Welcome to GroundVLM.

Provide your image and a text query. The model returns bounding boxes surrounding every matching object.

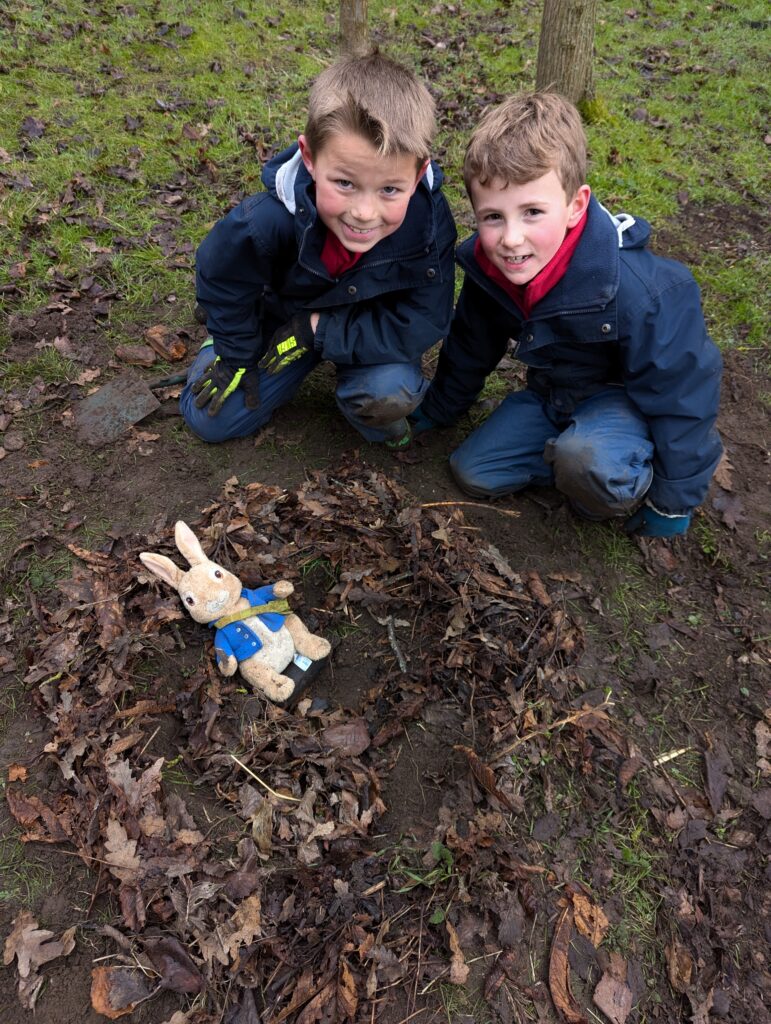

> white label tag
[293,654,312,671]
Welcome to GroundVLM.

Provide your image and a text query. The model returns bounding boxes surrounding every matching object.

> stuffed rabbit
[139,521,331,703]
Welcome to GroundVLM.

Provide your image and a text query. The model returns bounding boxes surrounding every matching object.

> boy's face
[299,131,428,253]
[471,170,591,285]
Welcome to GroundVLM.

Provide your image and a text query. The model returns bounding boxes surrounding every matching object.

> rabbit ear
[139,552,184,589]
[175,521,208,567]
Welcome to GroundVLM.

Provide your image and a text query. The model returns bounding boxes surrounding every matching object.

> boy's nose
[351,194,377,222]
[502,222,525,247]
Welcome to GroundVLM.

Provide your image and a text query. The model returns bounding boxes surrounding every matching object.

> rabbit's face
[178,563,242,624]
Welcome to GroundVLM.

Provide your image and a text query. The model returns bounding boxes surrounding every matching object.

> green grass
[0,0,766,359]
[0,831,55,906]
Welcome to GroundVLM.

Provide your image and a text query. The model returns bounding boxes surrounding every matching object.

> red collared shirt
[474,210,588,318]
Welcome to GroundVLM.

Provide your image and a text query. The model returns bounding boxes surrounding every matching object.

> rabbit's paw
[306,636,332,660]
[218,653,239,677]
[273,580,294,599]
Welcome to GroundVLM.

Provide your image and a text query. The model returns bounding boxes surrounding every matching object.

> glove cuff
[294,313,316,348]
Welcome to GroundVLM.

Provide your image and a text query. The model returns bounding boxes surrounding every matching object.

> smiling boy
[414,93,722,537]
[181,52,456,446]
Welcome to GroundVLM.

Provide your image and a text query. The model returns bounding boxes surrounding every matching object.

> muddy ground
[0,207,769,1024]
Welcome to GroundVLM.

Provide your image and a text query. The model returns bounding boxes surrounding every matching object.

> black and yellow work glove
[258,314,315,375]
[191,356,260,416]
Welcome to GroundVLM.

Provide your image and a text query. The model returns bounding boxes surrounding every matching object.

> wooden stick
[419,501,520,518]
[230,754,301,802]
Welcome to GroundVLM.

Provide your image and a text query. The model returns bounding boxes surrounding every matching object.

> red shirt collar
[320,230,362,277]
[474,208,588,317]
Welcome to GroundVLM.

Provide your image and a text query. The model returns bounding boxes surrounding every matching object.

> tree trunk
[535,0,599,106]
[339,0,370,57]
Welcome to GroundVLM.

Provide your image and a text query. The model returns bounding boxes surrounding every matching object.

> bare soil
[0,205,769,1024]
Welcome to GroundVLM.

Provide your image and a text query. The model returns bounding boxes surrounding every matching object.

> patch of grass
[1,348,76,387]
[8,545,74,602]
[691,515,732,569]
[577,782,664,951]
[300,555,340,590]
[388,840,455,899]
[438,983,494,1024]
[0,831,55,906]
[1,0,764,358]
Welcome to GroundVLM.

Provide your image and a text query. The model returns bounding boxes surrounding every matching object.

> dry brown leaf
[593,971,633,1024]
[4,912,76,1010]
[251,799,273,857]
[7,764,28,782]
[572,890,609,947]
[665,939,693,993]
[90,965,152,1019]
[548,902,589,1024]
[712,451,734,491]
[455,745,524,813]
[445,919,469,985]
[337,958,358,1020]
[104,816,141,882]
[223,893,262,960]
[321,719,371,756]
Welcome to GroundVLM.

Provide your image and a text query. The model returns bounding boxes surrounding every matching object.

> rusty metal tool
[74,370,188,447]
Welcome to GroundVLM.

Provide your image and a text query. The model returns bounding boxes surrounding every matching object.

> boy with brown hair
[181,52,456,447]
[413,92,722,536]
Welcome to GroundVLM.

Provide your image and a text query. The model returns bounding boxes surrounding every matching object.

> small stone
[2,431,24,452]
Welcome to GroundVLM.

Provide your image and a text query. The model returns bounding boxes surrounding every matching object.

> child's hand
[191,357,260,415]
[259,313,315,374]
[624,502,691,538]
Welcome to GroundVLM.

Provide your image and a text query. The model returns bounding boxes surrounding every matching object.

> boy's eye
[525,208,544,217]
[335,178,353,189]
[482,212,502,222]
[381,186,399,196]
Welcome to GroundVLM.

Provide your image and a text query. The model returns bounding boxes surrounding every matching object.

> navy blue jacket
[422,196,723,513]
[196,144,457,368]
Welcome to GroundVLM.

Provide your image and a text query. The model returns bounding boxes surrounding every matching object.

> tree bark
[339,0,370,57]
[535,0,599,106]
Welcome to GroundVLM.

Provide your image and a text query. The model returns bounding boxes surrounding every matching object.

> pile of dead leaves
[3,462,589,1021]
[9,461,765,1022]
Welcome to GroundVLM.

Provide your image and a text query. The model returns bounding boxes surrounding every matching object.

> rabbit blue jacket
[210,586,284,666]
[421,196,723,514]
[195,144,457,369]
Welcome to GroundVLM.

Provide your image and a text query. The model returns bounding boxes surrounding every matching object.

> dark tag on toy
[279,652,330,708]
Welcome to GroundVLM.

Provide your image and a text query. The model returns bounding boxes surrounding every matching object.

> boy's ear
[298,135,315,178]
[567,184,591,228]
[408,158,430,195]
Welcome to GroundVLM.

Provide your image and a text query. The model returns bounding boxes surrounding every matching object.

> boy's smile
[471,170,590,285]
[299,131,428,254]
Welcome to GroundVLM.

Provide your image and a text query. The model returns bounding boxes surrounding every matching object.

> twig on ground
[230,754,301,802]
[387,615,408,672]
[494,699,614,759]
[419,500,520,518]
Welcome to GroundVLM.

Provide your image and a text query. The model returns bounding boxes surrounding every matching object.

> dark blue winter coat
[421,196,723,513]
[195,144,457,369]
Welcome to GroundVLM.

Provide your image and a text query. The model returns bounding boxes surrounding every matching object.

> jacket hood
[598,203,651,250]
[262,142,442,216]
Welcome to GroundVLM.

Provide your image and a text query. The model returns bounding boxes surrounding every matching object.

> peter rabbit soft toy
[139,521,331,704]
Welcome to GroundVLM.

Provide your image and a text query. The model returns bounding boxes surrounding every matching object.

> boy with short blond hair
[414,92,722,536]
[182,51,456,447]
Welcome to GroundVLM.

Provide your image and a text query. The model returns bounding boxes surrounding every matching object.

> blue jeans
[449,388,654,518]
[180,342,428,443]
